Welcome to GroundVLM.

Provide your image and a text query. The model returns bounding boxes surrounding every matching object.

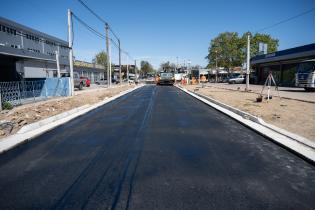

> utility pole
[134,60,137,83]
[118,39,122,84]
[215,50,218,83]
[246,33,250,91]
[67,9,74,96]
[55,50,61,78]
[126,55,129,84]
[109,36,112,87]
[105,23,110,87]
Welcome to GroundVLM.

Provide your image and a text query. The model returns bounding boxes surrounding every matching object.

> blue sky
[1,0,315,68]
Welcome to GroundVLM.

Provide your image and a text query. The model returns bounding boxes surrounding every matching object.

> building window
[0,24,16,35]
[47,51,56,56]
[25,33,40,42]
[27,48,40,53]
[45,40,56,46]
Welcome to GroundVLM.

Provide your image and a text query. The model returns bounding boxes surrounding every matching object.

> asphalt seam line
[175,85,315,162]
[0,85,144,154]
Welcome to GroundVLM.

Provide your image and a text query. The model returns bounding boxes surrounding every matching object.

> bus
[295,60,315,91]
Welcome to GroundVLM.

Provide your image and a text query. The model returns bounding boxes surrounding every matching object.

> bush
[2,101,13,110]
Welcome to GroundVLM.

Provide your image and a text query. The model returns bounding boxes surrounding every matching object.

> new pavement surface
[0,85,314,209]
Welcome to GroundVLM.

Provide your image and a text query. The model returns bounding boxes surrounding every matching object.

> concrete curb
[192,91,315,150]
[0,84,144,154]
[17,105,90,134]
[175,85,315,162]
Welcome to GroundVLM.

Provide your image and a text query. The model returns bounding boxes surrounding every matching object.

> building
[0,17,69,82]
[74,60,105,83]
[251,43,315,86]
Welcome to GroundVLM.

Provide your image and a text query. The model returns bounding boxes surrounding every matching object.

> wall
[0,19,69,64]
[41,78,70,97]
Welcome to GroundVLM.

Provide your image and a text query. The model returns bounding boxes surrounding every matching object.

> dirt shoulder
[0,84,135,138]
[185,85,315,142]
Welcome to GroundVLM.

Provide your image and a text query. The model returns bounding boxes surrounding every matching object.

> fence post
[45,80,48,98]
[18,82,21,105]
[0,88,2,111]
[32,81,35,101]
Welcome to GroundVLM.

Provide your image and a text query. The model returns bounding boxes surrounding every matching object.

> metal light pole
[118,39,122,84]
[67,9,74,96]
[246,34,250,91]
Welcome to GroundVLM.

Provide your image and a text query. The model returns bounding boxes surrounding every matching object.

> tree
[191,65,202,69]
[239,32,279,61]
[140,61,154,76]
[93,51,108,68]
[206,32,279,68]
[160,61,176,71]
[206,32,242,69]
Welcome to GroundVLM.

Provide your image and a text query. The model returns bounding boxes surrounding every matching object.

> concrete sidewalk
[205,83,315,103]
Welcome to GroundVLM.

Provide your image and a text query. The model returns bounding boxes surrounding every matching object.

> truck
[295,60,315,91]
[156,72,175,85]
[73,72,86,90]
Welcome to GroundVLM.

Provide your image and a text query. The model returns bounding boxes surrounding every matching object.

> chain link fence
[0,78,70,108]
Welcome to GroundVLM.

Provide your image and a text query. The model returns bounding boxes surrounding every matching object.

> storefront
[251,43,315,86]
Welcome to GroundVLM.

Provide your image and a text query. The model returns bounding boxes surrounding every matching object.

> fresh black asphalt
[0,85,314,209]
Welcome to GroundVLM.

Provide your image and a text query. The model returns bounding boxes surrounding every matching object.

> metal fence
[0,79,70,107]
[0,80,46,106]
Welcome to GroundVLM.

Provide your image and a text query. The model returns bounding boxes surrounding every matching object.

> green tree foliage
[93,51,108,67]
[206,32,241,68]
[240,32,279,61]
[140,61,154,76]
[206,32,279,68]
[160,61,176,71]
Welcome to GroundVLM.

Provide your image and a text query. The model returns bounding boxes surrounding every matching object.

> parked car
[80,76,91,87]
[95,78,108,85]
[228,75,245,84]
[74,72,86,90]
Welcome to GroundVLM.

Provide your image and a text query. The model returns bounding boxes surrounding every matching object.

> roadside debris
[0,121,14,136]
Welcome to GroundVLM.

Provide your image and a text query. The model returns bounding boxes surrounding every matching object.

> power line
[76,0,108,25]
[76,0,119,41]
[72,13,105,40]
[71,13,133,61]
[109,26,119,42]
[257,8,315,32]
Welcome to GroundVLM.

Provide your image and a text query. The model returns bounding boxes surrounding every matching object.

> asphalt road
[0,85,314,209]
